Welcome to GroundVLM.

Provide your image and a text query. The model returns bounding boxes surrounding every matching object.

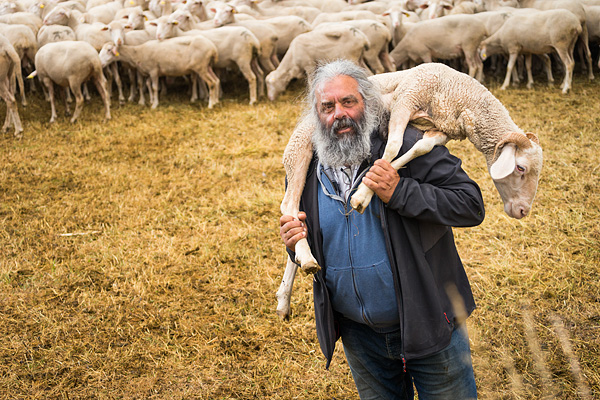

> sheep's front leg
[280,119,320,274]
[350,105,412,213]
[276,257,298,320]
[389,130,448,171]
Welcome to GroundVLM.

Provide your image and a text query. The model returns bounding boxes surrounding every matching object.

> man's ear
[490,143,516,180]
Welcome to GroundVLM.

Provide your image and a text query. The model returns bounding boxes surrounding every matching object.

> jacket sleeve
[384,135,485,227]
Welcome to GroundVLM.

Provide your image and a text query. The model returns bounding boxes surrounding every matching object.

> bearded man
[279,60,485,399]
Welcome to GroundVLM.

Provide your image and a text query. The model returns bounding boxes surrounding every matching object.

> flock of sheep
[1,0,599,138]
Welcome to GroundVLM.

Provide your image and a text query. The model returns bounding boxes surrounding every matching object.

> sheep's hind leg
[276,257,298,320]
[93,73,111,120]
[69,81,85,123]
[280,119,320,274]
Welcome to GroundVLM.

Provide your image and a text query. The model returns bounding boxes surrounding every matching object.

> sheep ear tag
[490,143,516,180]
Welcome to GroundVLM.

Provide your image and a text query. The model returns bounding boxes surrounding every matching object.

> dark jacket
[291,125,485,369]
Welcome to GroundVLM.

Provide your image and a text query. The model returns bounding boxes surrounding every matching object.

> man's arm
[382,144,485,227]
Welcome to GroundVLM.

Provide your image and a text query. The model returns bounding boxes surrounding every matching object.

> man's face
[316,75,365,138]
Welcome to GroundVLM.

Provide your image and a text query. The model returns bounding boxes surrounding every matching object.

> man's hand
[362,159,400,204]
[280,212,308,252]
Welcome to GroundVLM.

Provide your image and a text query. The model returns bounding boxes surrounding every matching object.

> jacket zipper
[379,197,406,368]
[343,198,369,325]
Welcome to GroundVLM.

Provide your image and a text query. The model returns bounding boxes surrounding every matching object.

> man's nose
[333,103,346,119]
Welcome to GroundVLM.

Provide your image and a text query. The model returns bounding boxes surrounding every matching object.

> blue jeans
[339,318,477,400]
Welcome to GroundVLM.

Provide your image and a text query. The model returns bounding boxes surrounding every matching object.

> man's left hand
[362,159,400,204]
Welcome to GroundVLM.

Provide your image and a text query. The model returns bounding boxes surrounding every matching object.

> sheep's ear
[325,30,343,39]
[382,10,390,16]
[490,143,516,180]
[101,25,109,31]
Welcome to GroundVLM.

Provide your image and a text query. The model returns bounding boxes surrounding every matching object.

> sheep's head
[266,72,283,102]
[489,132,543,219]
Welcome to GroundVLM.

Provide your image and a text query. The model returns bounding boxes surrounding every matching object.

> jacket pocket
[353,260,399,327]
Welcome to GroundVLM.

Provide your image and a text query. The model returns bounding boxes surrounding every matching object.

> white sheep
[276,62,543,318]
[310,10,379,28]
[314,19,396,75]
[0,11,42,35]
[0,34,23,137]
[28,40,111,123]
[0,23,36,105]
[98,35,220,109]
[84,0,123,24]
[478,9,581,94]
[515,0,594,81]
[154,13,263,105]
[36,24,76,48]
[209,3,280,76]
[389,14,487,81]
[265,24,371,101]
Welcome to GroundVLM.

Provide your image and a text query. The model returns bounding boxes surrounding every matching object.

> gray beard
[312,113,378,168]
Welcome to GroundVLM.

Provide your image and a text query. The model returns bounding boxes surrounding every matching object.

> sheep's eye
[516,165,525,173]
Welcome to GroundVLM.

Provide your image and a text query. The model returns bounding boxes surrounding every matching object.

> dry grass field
[1,69,599,399]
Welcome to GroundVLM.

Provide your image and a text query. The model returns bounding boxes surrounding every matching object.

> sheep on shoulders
[276,63,543,318]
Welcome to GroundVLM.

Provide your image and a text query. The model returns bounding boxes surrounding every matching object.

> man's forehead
[315,75,361,100]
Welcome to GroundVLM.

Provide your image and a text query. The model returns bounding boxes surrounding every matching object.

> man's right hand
[279,212,308,252]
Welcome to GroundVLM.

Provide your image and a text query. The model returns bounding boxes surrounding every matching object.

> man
[279,59,485,399]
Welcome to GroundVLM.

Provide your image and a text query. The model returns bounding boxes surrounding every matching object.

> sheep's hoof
[276,307,290,321]
[300,260,320,275]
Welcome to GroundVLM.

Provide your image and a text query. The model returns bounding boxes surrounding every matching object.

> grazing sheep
[28,40,111,123]
[265,24,370,101]
[276,62,543,319]
[0,34,23,137]
[99,35,220,109]
[0,11,42,35]
[209,2,280,75]
[516,0,594,81]
[154,13,263,105]
[256,15,312,60]
[314,19,396,74]
[478,9,581,93]
[389,14,487,81]
[0,23,36,105]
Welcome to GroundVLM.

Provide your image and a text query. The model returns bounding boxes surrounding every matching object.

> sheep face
[489,135,543,219]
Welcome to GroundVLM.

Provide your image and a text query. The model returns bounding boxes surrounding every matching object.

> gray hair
[304,60,387,167]
[303,59,386,137]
